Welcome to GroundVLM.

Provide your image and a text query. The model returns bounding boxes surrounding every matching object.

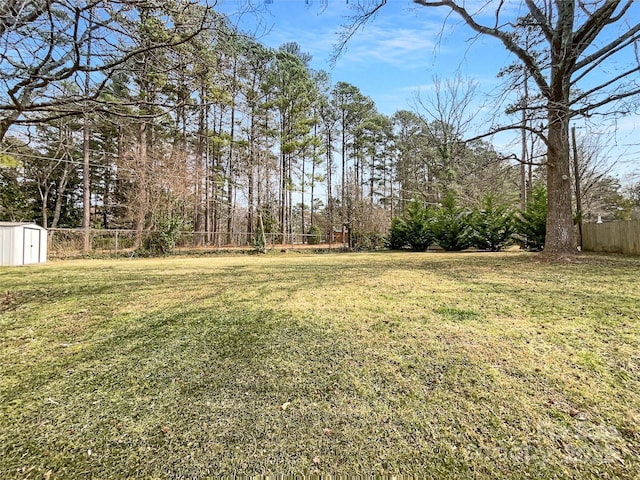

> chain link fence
[47,228,345,258]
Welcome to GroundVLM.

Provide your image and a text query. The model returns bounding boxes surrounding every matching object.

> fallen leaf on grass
[44,470,53,480]
[322,428,334,435]
[279,401,291,411]
[313,456,320,465]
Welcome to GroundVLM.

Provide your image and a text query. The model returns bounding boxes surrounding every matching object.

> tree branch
[572,0,621,58]
[570,86,640,118]
[570,64,640,106]
[571,32,639,85]
[574,22,640,71]
[414,0,551,98]
[464,122,549,149]
[524,0,554,42]
[331,0,386,66]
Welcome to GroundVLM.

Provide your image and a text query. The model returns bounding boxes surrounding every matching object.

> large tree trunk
[82,8,94,255]
[0,114,18,142]
[545,102,576,255]
[247,114,255,239]
[194,93,205,241]
[51,163,71,229]
[227,102,235,245]
[82,111,91,253]
[134,122,149,249]
[40,186,49,228]
[310,127,316,227]
[301,152,306,242]
[544,3,577,256]
[326,129,333,243]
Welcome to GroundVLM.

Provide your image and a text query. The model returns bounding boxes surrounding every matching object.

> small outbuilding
[331,228,349,245]
[0,222,48,266]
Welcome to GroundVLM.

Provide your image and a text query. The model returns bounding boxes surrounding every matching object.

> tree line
[1,0,638,254]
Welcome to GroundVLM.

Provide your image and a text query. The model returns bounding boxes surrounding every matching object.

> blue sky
[218,0,512,115]
[216,0,639,182]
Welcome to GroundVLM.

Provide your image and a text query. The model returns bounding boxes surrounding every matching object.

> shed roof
[0,222,46,229]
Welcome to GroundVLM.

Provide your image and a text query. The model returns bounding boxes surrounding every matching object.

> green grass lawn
[1,251,639,478]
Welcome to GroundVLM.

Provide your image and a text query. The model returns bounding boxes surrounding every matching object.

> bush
[387,217,410,250]
[432,193,473,251]
[307,224,322,245]
[252,226,267,254]
[470,195,515,251]
[352,231,386,251]
[141,213,184,256]
[387,199,434,251]
[514,185,547,251]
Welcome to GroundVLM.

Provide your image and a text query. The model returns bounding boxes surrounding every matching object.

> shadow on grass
[2,253,640,477]
[2,299,638,478]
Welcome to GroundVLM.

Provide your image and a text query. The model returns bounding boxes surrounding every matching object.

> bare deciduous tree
[0,0,214,141]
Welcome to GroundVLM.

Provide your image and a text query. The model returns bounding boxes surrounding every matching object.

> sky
[215,0,640,183]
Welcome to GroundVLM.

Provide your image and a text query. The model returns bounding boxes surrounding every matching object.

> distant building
[332,229,349,245]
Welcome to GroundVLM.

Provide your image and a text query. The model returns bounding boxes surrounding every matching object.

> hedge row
[388,187,547,252]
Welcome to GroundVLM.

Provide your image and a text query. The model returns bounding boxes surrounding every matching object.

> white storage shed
[0,222,48,266]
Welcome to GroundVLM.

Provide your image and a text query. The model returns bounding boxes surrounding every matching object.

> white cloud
[334,22,445,68]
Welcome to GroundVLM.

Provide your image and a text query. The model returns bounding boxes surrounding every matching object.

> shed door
[23,227,41,264]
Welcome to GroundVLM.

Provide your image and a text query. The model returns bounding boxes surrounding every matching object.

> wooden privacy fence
[582,220,640,256]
